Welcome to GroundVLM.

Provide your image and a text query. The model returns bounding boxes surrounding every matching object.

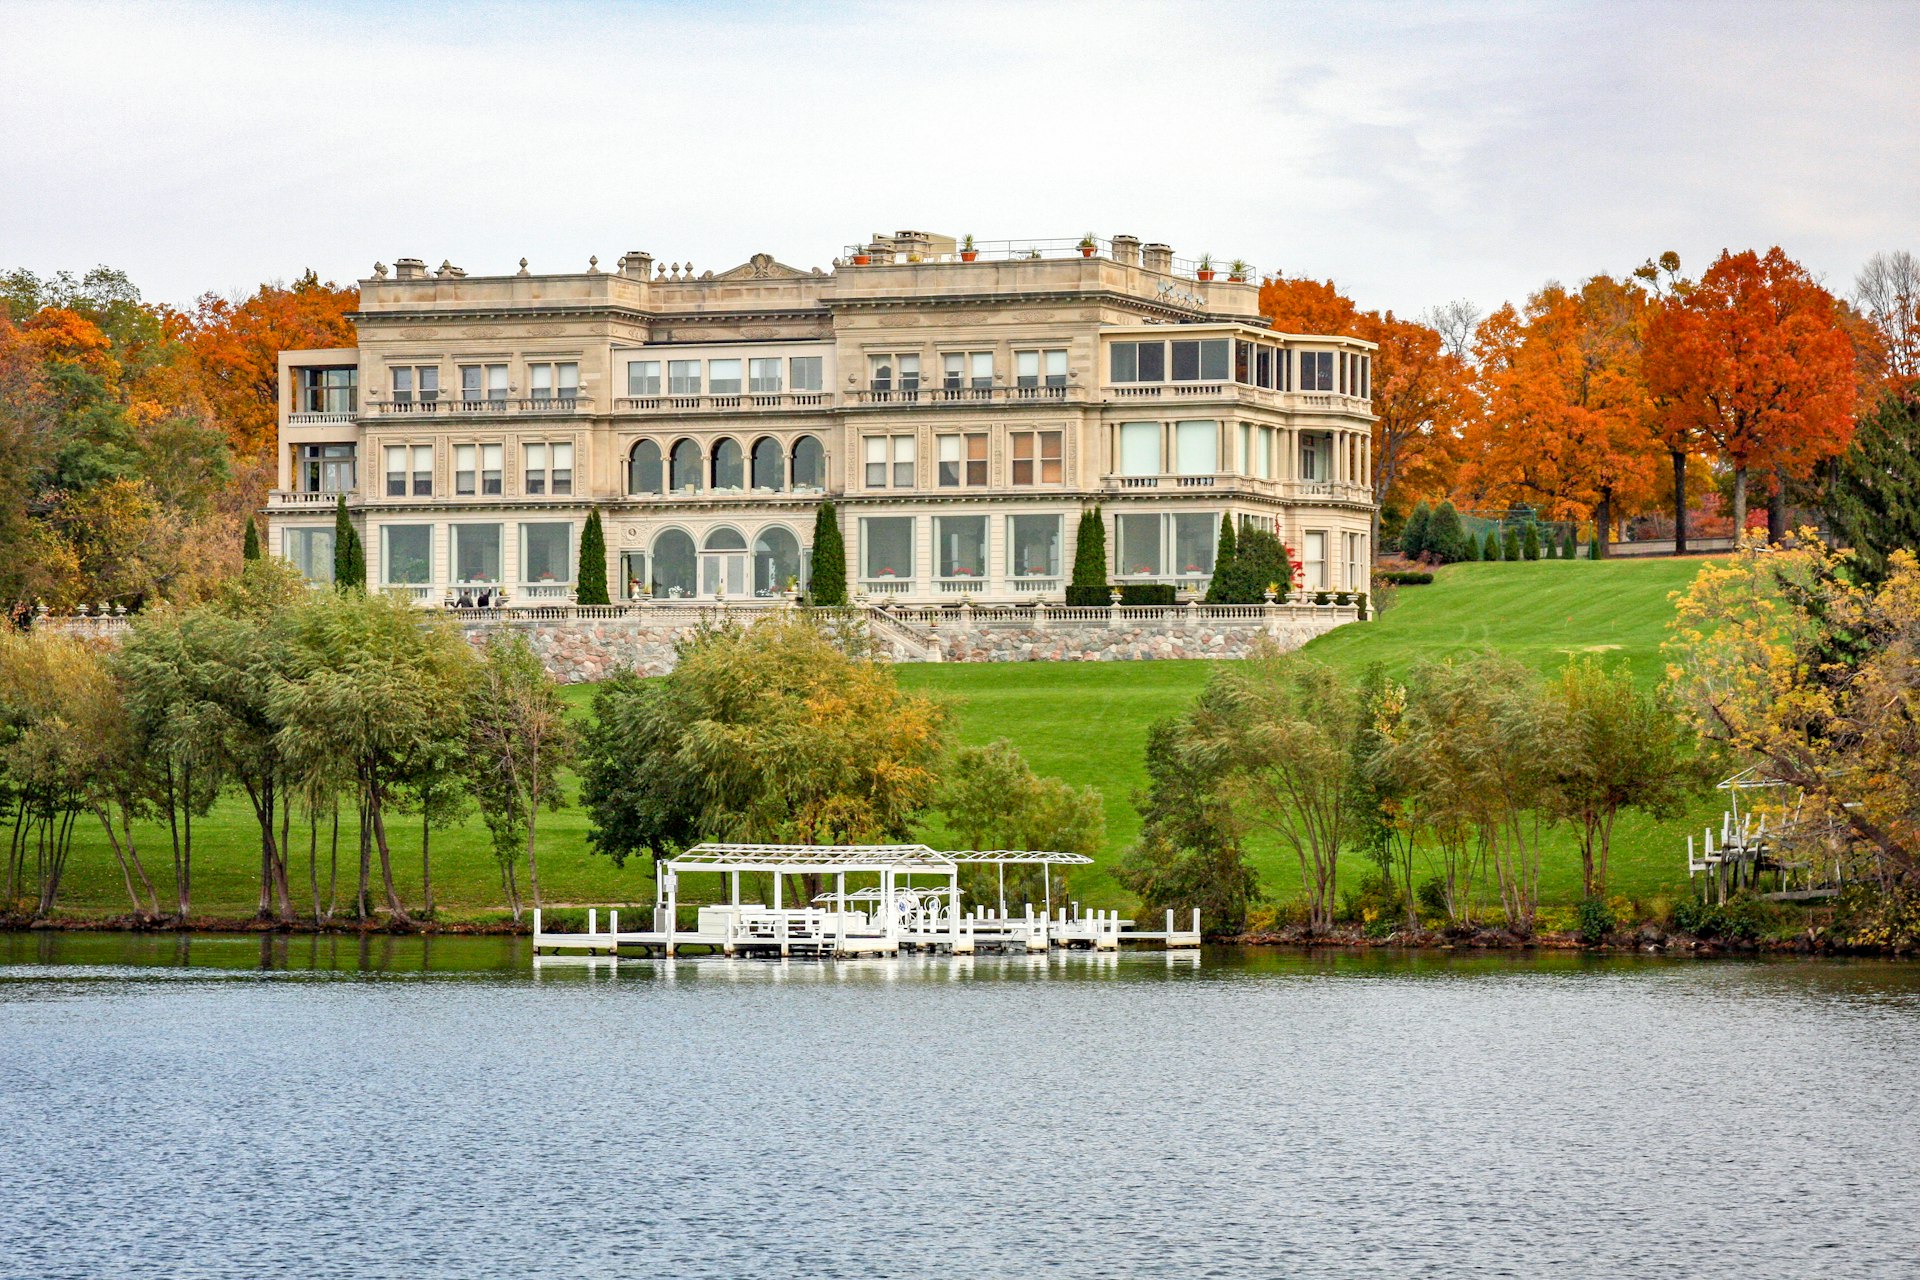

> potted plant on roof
[960,234,978,263]
[1196,253,1216,282]
[1228,259,1249,283]
[1078,233,1097,258]
[852,248,872,266]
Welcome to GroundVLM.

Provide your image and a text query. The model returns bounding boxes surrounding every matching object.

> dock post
[589,908,598,955]
[532,907,542,953]
[610,910,619,959]
[1192,906,1201,937]
[1166,908,1174,937]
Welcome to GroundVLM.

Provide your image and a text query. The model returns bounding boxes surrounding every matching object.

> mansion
[266,231,1377,606]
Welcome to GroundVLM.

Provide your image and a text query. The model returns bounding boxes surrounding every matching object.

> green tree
[1426,500,1468,563]
[1560,526,1578,560]
[808,501,847,605]
[1203,513,1239,603]
[1522,523,1542,560]
[1484,529,1502,561]
[1503,526,1522,561]
[331,496,364,590]
[1400,500,1432,559]
[575,509,610,604]
[938,739,1104,908]
[1551,657,1693,899]
[1589,527,1603,560]
[242,517,260,561]
[1066,507,1109,605]
[466,633,572,919]
[1462,526,1482,561]
[1206,526,1297,603]
[1826,387,1920,584]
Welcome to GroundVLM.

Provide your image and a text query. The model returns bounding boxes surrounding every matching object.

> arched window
[628,439,663,495]
[791,435,825,490]
[711,437,744,490]
[650,528,696,598]
[702,526,748,552]
[753,525,804,597]
[669,438,701,492]
[750,436,784,491]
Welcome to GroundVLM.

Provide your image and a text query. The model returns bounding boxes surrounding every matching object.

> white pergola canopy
[665,843,1093,877]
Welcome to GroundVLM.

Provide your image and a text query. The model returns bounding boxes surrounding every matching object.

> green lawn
[31,556,1720,924]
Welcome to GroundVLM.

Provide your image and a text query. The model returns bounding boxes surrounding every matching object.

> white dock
[528,843,1202,961]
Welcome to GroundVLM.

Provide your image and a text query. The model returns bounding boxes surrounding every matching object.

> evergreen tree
[1204,512,1239,603]
[242,516,260,561]
[808,501,847,604]
[1827,388,1920,583]
[1589,528,1603,560]
[1502,526,1522,561]
[1484,529,1502,561]
[1207,527,1295,602]
[1522,523,1542,560]
[1463,525,1482,560]
[332,496,364,590]
[1560,526,1578,560]
[575,509,610,604]
[1066,507,1109,605]
[1400,500,1432,559]
[1426,501,1468,563]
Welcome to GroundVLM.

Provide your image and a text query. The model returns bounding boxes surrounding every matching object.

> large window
[790,435,825,489]
[1345,532,1365,592]
[299,367,357,414]
[298,443,356,493]
[1303,531,1327,591]
[453,524,502,584]
[384,444,432,497]
[1172,513,1218,576]
[711,437,744,489]
[520,522,571,585]
[1109,341,1166,384]
[750,436,784,490]
[629,439,663,494]
[454,444,503,496]
[523,442,572,496]
[620,551,648,600]
[527,362,578,403]
[1300,433,1325,481]
[390,365,438,405]
[1009,430,1062,485]
[383,524,432,585]
[1009,515,1062,578]
[1174,420,1218,475]
[1117,514,1162,576]
[790,356,823,392]
[943,351,993,391]
[861,516,914,581]
[1170,339,1230,382]
[668,360,701,396]
[1299,351,1335,391]
[1118,422,1160,476]
[864,435,914,488]
[700,526,748,596]
[708,359,742,395]
[459,364,508,404]
[868,353,920,394]
[935,515,987,581]
[627,359,661,396]
[748,358,782,394]
[284,527,335,584]
[937,433,987,487]
[651,529,696,598]
[669,438,701,491]
[753,525,805,596]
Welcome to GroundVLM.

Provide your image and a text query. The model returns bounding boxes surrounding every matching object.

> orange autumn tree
[1644,247,1859,536]
[181,270,358,461]
[1259,275,1468,521]
[1456,276,1662,544]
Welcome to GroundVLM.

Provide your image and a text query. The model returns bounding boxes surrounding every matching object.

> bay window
[1174,420,1218,475]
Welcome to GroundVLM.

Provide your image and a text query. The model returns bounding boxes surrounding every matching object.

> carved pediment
[710,252,808,280]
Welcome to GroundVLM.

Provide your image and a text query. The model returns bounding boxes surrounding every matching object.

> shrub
[1671,897,1772,942]
[1589,529,1603,560]
[1066,508,1109,605]
[1375,569,1433,585]
[1341,872,1405,936]
[1503,527,1522,560]
[1427,501,1469,563]
[1207,525,1296,603]
[1561,527,1578,559]
[1416,876,1449,919]
[1484,529,1502,561]
[1522,524,1542,560]
[1401,501,1432,559]
[1575,897,1615,944]
[1117,582,1176,606]
[1203,513,1239,603]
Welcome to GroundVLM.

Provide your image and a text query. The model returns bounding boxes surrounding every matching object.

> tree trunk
[422,813,433,921]
[1767,467,1788,545]
[525,767,543,911]
[308,813,321,927]
[1731,466,1750,542]
[1595,487,1613,560]
[1671,450,1688,555]
[180,766,192,922]
[368,797,411,924]
[356,795,372,920]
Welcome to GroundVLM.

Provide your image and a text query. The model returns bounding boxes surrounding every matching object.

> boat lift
[530,842,1203,959]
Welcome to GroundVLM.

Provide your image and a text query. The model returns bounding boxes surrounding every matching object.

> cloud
[1,0,1913,316]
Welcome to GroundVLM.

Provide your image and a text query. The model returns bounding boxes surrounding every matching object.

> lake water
[3,934,1918,1279]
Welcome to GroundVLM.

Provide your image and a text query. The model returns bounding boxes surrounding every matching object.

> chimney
[619,250,653,279]
[1110,235,1140,267]
[393,257,427,280]
[1141,243,1173,274]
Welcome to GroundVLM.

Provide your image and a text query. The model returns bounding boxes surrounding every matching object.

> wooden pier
[529,843,1201,961]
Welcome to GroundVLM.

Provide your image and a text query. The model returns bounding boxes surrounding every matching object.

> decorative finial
[588,255,599,272]
[517,257,529,275]
[373,261,388,278]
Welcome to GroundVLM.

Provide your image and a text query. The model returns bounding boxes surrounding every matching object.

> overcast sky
[3,0,1914,318]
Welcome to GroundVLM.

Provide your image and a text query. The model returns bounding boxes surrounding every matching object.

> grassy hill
[31,557,1718,924]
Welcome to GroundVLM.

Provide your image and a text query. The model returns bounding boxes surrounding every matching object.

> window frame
[1008,429,1063,485]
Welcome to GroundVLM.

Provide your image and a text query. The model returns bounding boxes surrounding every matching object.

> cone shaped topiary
[1561,527,1577,559]
[1502,527,1522,561]
[242,516,261,561]
[1067,507,1110,605]
[332,495,364,590]
[1427,501,1467,563]
[809,501,847,604]
[575,509,610,604]
[1204,513,1239,602]
[1484,529,1501,561]
[1522,524,1541,560]
[1589,528,1603,560]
